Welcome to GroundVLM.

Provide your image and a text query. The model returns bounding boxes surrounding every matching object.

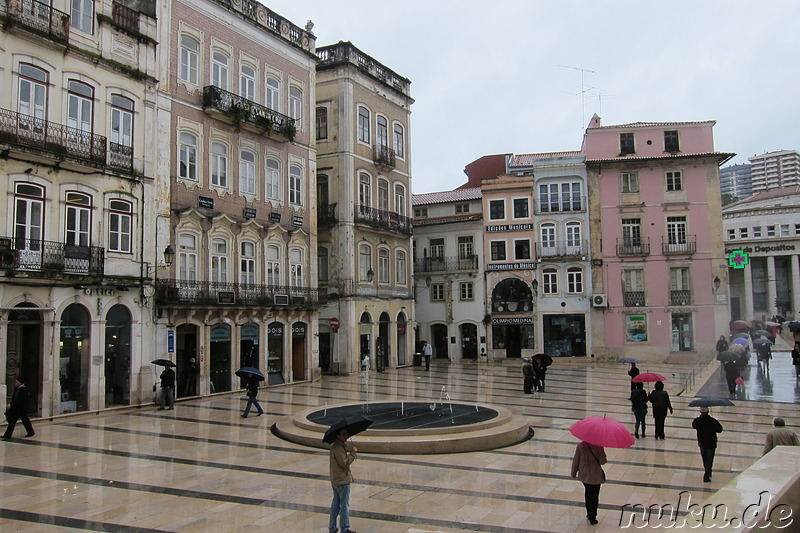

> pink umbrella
[632,372,666,383]
[731,320,750,332]
[570,415,635,448]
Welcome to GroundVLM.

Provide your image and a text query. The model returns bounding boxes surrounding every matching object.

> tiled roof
[412,187,482,206]
[723,185,800,210]
[588,120,715,130]
[412,214,483,226]
[586,152,734,164]
[508,151,584,167]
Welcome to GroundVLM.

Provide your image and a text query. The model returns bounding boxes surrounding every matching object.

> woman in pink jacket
[571,440,607,525]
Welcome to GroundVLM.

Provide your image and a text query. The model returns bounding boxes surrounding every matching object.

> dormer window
[620,133,635,155]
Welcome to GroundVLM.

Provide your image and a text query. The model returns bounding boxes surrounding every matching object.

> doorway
[6,305,42,416]
[460,323,478,359]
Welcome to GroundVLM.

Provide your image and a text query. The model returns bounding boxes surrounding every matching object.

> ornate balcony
[536,240,587,260]
[616,238,651,256]
[623,291,645,307]
[414,255,478,273]
[0,108,107,169]
[0,236,104,277]
[154,280,324,309]
[3,0,70,45]
[373,144,396,168]
[355,205,412,235]
[662,235,697,255]
[670,290,692,306]
[318,203,337,226]
[109,142,133,172]
[202,85,296,142]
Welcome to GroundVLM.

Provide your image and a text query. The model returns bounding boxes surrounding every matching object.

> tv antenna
[558,65,596,128]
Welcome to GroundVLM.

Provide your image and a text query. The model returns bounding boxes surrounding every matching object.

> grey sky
[267,0,800,193]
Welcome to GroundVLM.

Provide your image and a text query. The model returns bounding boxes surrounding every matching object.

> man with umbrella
[155,360,176,411]
[327,422,362,533]
[239,368,264,418]
[532,353,551,392]
[692,406,723,482]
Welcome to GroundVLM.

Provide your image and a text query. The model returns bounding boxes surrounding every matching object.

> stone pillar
[743,264,754,321]
[767,256,778,318]
[791,254,800,320]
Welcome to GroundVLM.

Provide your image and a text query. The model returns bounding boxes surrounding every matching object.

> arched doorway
[291,321,307,381]
[176,324,198,398]
[377,312,390,371]
[430,323,448,360]
[460,323,478,359]
[267,322,284,385]
[6,305,43,416]
[396,312,407,365]
[209,323,232,393]
[490,278,534,358]
[59,303,90,413]
[359,313,371,369]
[104,304,131,407]
[239,322,259,388]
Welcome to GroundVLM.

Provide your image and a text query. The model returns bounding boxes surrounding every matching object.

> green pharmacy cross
[728,250,750,269]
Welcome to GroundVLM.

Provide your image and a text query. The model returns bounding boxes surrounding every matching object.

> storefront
[542,314,586,357]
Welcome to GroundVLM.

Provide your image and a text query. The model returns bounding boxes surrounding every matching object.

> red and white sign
[329,317,339,330]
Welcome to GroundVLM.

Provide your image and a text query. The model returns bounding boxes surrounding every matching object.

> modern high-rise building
[749,150,800,193]
[719,163,753,200]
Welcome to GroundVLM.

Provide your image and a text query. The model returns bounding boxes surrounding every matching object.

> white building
[749,150,800,193]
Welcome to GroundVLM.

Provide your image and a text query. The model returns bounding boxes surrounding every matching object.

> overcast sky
[267,0,800,193]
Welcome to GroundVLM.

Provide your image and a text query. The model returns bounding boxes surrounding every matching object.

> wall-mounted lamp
[532,279,539,296]
[425,275,432,288]
[366,268,374,282]
[713,276,721,292]
[163,245,175,266]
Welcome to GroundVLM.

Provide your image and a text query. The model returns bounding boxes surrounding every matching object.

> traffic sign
[330,317,339,330]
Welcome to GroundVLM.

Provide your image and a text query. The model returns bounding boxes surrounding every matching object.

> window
[358,173,371,207]
[414,207,428,218]
[455,203,470,214]
[460,282,474,301]
[357,106,370,143]
[739,228,748,239]
[240,241,256,285]
[290,248,303,287]
[664,130,680,152]
[266,76,280,111]
[394,184,406,216]
[395,250,406,284]
[178,233,197,282]
[211,50,230,90]
[622,218,642,246]
[567,267,583,293]
[393,123,404,158]
[359,245,371,281]
[289,164,302,205]
[378,248,389,283]
[179,36,199,85]
[67,80,93,134]
[566,221,582,251]
[540,223,556,250]
[727,229,735,240]
[781,224,790,237]
[240,64,256,100]
[65,192,91,247]
[210,238,228,283]
[513,198,529,218]
[289,87,302,125]
[624,269,644,291]
[318,247,329,281]
[316,107,327,140]
[666,216,687,246]
[266,244,280,285]
[753,226,762,238]
[514,239,531,260]
[767,225,776,237]
[542,268,558,294]
[489,200,504,220]
[108,199,132,253]
[110,95,134,152]
[670,267,690,290]
[179,131,198,180]
[666,170,683,192]
[18,64,48,122]
[431,283,444,301]
[378,180,389,211]
[210,141,228,188]
[620,172,639,193]
[539,182,582,212]
[14,183,44,253]
[458,236,473,259]
[796,224,800,236]
[620,132,635,155]
[429,238,444,257]
[376,115,388,148]
[71,0,93,33]
[240,149,256,195]
[265,158,280,201]
[490,241,506,261]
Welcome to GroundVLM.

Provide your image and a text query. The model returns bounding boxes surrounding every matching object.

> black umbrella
[753,338,772,346]
[619,357,640,364]
[755,329,773,338]
[532,353,553,366]
[716,350,738,363]
[322,415,373,444]
[235,366,265,381]
[789,321,800,333]
[688,397,735,408]
[152,358,176,367]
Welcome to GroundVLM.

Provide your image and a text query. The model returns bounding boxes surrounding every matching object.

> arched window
[240,63,256,100]
[393,123,405,158]
[266,76,280,111]
[108,199,132,253]
[211,141,228,188]
[357,106,370,143]
[265,158,281,201]
[179,131,198,180]
[566,221,582,251]
[179,36,200,84]
[67,80,93,133]
[376,115,388,147]
[210,237,229,283]
[266,244,280,285]
[65,192,91,247]
[289,86,302,125]
[359,173,371,207]
[395,250,407,284]
[212,50,230,90]
[178,233,198,282]
[316,107,327,140]
[542,268,558,294]
[394,184,406,216]
[18,64,48,121]
[540,222,556,250]
[378,179,389,211]
[378,248,389,283]
[110,95,134,154]
[359,245,372,281]
[290,248,303,287]
[240,240,256,286]
[567,267,583,294]
[490,278,533,313]
[240,149,256,195]
[289,164,303,206]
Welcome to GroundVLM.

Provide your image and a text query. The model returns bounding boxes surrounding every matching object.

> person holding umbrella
[522,358,535,394]
[156,361,176,411]
[692,406,723,482]
[240,371,264,418]
[326,419,368,533]
[722,360,740,396]
[629,382,648,438]
[647,381,673,440]
[628,362,640,391]
[532,354,551,392]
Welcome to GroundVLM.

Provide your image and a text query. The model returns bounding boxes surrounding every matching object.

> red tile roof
[412,187,482,206]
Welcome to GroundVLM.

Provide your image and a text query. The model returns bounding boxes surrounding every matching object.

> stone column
[791,254,800,319]
[767,256,778,318]
[743,264,754,321]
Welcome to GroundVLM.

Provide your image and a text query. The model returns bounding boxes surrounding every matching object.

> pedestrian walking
[422,341,432,371]
[241,373,264,418]
[647,381,673,440]
[533,358,547,392]
[183,357,198,396]
[570,440,606,525]
[628,362,640,391]
[629,382,648,438]
[715,335,729,354]
[522,358,535,394]
[2,377,35,440]
[756,342,772,371]
[158,366,175,410]
[722,360,740,396]
[692,407,723,482]
[329,428,358,533]
[763,417,800,455]
[791,342,800,379]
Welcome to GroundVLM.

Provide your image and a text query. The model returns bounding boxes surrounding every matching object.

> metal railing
[155,279,324,308]
[4,0,70,44]
[109,142,133,171]
[536,240,587,259]
[202,85,295,140]
[0,236,104,276]
[623,291,645,307]
[355,205,412,234]
[0,108,107,168]
[670,289,692,306]
[373,144,396,168]
[616,237,651,256]
[318,203,337,226]
[414,255,478,273]
[662,235,697,255]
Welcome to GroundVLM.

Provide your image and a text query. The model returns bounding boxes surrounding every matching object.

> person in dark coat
[692,407,723,482]
[522,358,535,394]
[241,373,264,418]
[647,381,673,440]
[183,357,198,396]
[756,342,772,371]
[715,335,729,354]
[158,366,175,410]
[792,342,800,379]
[571,440,606,525]
[2,377,35,439]
[533,358,547,392]
[629,382,648,438]
[628,363,640,391]
[722,360,740,396]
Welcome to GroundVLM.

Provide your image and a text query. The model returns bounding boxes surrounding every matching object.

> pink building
[584,115,733,361]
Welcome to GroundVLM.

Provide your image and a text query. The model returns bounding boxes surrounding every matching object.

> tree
[721,193,738,206]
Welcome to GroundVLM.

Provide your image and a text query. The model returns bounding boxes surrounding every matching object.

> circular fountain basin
[272,401,533,454]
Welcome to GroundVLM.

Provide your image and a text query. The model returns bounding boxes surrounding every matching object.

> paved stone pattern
[0,354,795,532]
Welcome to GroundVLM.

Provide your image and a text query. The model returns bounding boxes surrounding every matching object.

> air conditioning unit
[592,294,609,308]
[274,294,289,306]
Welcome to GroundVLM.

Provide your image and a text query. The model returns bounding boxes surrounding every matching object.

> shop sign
[241,323,259,342]
[487,262,537,271]
[292,323,306,338]
[492,317,533,325]
[486,224,534,232]
[268,323,284,338]
[198,196,214,209]
[210,324,230,342]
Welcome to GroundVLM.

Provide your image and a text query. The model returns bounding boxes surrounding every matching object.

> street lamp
[163,245,175,267]
[713,276,721,292]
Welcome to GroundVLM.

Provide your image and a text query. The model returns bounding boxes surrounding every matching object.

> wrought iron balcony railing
[662,235,697,255]
[0,236,104,276]
[535,195,586,214]
[109,142,133,171]
[112,1,139,34]
[373,144,396,168]
[202,85,296,141]
[536,240,587,260]
[154,279,324,309]
[0,108,107,168]
[355,205,412,235]
[414,255,478,273]
[623,291,646,307]
[616,237,650,256]
[4,0,70,44]
[670,289,692,306]
[318,203,337,226]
